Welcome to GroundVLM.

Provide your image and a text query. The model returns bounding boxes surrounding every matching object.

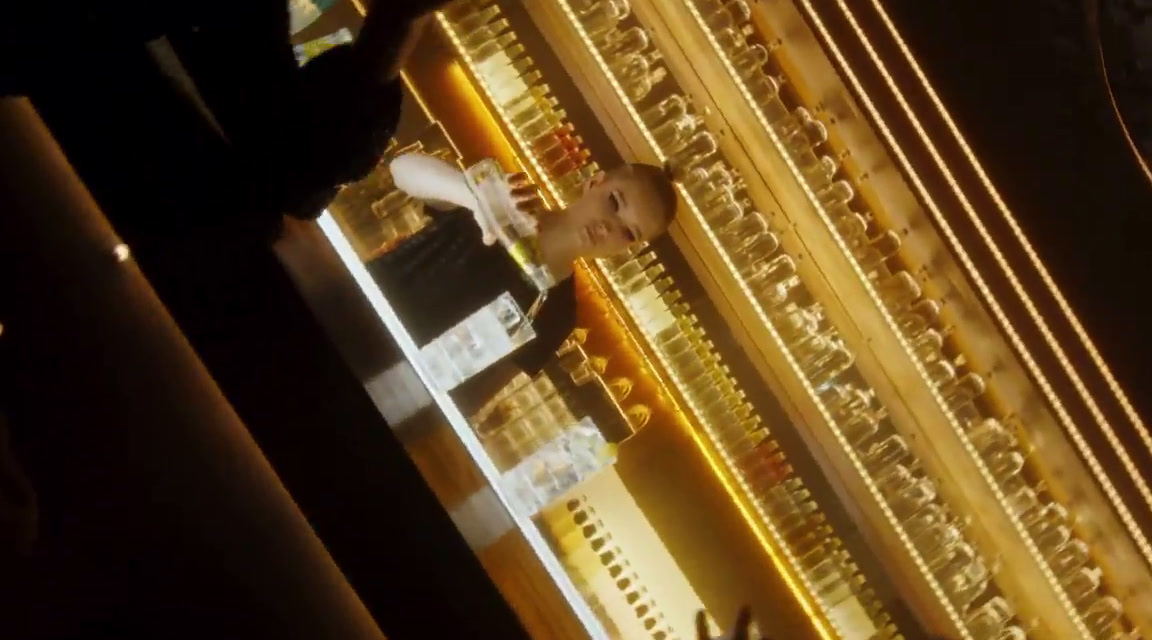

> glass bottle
[876,270,922,311]
[1033,523,1072,557]
[550,149,592,177]
[817,180,855,207]
[965,597,1013,640]
[706,0,752,32]
[1048,538,1091,579]
[903,502,946,538]
[705,196,750,229]
[668,131,719,171]
[914,520,963,570]
[653,112,705,153]
[641,93,689,126]
[623,65,667,102]
[748,73,786,104]
[580,0,631,38]
[941,372,987,412]
[987,450,1025,482]
[897,298,941,337]
[469,32,517,63]
[748,254,797,288]
[1062,566,1102,604]
[610,49,660,82]
[732,43,771,79]
[602,26,650,57]
[720,211,770,248]
[714,24,754,54]
[454,6,500,34]
[1083,596,1123,635]
[890,476,938,519]
[502,83,551,112]
[863,434,910,473]
[613,251,657,285]
[808,347,854,387]
[735,232,781,272]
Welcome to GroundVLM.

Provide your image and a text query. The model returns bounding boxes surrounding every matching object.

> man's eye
[609,192,619,212]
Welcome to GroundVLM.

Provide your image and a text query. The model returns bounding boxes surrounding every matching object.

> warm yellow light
[866,0,1152,468]
[526,3,856,638]
[437,13,564,208]
[814,0,1152,579]
[669,3,974,636]
[793,0,1125,633]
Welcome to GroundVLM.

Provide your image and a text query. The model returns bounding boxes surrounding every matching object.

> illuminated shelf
[780,3,1152,631]
[638,1,1118,637]
[514,1,1013,638]
[435,5,896,640]
[511,1,1137,639]
[858,0,1152,496]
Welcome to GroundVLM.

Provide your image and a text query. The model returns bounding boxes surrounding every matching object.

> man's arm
[354,1,453,83]
[389,153,479,213]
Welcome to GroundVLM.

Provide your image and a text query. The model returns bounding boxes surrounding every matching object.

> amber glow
[866,0,1152,464]
[435,9,851,638]
[799,0,1152,582]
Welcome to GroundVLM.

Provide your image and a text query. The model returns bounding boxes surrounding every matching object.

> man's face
[562,167,670,260]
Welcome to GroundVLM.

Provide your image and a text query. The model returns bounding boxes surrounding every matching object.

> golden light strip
[547,3,864,639]
[807,0,1152,573]
[662,5,1012,638]
[866,0,1152,465]
[436,13,565,207]
[688,0,1088,626]
[550,2,968,638]
[436,9,839,637]
[787,1,1123,633]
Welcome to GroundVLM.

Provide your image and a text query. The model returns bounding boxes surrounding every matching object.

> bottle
[653,112,705,153]
[707,0,753,32]
[732,42,771,79]
[603,26,650,57]
[611,49,660,84]
[817,179,855,207]
[453,6,500,34]
[668,130,719,170]
[624,65,667,102]
[503,86,552,115]
[641,93,690,126]
[580,0,631,38]
[549,149,592,177]
[469,31,517,62]
[462,18,512,52]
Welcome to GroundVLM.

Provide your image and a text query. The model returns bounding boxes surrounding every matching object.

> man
[371,151,678,414]
[2,0,451,243]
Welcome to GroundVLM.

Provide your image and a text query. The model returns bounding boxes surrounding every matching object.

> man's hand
[697,608,764,640]
[476,172,542,246]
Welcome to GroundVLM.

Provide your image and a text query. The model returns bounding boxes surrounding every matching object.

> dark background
[872,0,1152,414]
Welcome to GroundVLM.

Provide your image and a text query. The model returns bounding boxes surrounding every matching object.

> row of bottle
[328,132,456,260]
[824,200,1131,636]
[569,5,1010,634]
[796,120,1133,636]
[451,2,890,633]
[548,498,683,640]
[596,248,902,633]
[442,0,602,201]
[664,5,1133,636]
[823,379,1025,638]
